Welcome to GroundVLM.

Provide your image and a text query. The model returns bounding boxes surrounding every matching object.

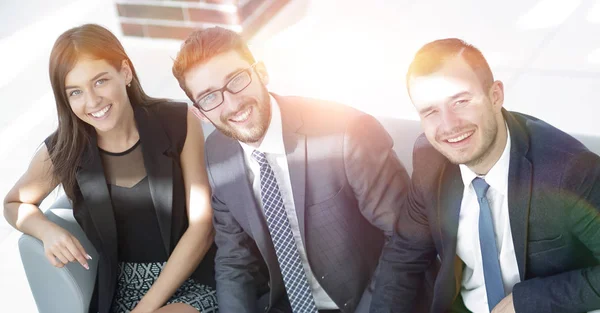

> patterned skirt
[111,262,218,313]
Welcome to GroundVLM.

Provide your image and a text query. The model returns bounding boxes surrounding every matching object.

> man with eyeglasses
[171,27,418,313]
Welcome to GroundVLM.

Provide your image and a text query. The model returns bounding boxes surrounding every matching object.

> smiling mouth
[445,130,474,143]
[88,104,112,118]
[228,106,252,123]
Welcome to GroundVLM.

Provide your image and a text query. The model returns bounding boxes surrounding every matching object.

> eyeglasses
[194,62,258,112]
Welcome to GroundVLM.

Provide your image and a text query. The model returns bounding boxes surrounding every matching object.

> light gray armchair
[18,195,98,313]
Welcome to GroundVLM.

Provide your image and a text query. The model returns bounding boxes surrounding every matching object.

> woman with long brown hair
[3,24,218,313]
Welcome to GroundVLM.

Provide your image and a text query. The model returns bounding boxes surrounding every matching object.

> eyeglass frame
[193,62,259,112]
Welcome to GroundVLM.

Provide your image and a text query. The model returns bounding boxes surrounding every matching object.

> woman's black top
[99,141,168,262]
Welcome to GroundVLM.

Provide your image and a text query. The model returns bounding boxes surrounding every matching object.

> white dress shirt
[456,125,521,313]
[239,96,338,310]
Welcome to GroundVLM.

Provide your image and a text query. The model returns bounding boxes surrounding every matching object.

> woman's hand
[40,223,91,269]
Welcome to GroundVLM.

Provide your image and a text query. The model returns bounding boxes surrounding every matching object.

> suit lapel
[504,111,532,281]
[219,135,284,284]
[275,94,308,245]
[239,144,272,245]
[134,106,173,254]
[435,110,532,306]
[212,134,272,251]
[75,133,118,266]
[438,162,464,301]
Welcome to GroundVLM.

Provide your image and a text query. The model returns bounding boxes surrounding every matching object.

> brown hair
[172,26,255,102]
[47,24,164,200]
[406,38,494,97]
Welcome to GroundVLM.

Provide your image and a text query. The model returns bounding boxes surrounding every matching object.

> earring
[127,83,131,87]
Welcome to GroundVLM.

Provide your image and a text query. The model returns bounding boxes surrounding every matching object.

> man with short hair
[371,38,600,313]
[172,27,413,313]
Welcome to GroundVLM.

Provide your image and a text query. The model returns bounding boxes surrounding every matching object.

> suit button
[321,275,325,279]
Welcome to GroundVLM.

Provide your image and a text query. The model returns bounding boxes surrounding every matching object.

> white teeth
[447,131,473,143]
[230,107,251,122]
[90,105,111,118]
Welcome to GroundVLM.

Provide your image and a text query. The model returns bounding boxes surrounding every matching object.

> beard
[435,108,499,167]
[434,102,499,168]
[462,119,498,168]
[214,86,271,144]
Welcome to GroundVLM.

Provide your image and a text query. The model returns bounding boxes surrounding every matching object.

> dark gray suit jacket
[371,110,600,313]
[205,94,410,313]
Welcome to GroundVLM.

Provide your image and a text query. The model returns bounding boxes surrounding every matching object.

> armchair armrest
[18,195,98,313]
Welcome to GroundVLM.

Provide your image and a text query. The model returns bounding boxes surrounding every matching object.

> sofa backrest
[201,116,600,176]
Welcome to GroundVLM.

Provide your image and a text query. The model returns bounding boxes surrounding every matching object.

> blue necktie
[472,177,505,312]
[252,150,318,313]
